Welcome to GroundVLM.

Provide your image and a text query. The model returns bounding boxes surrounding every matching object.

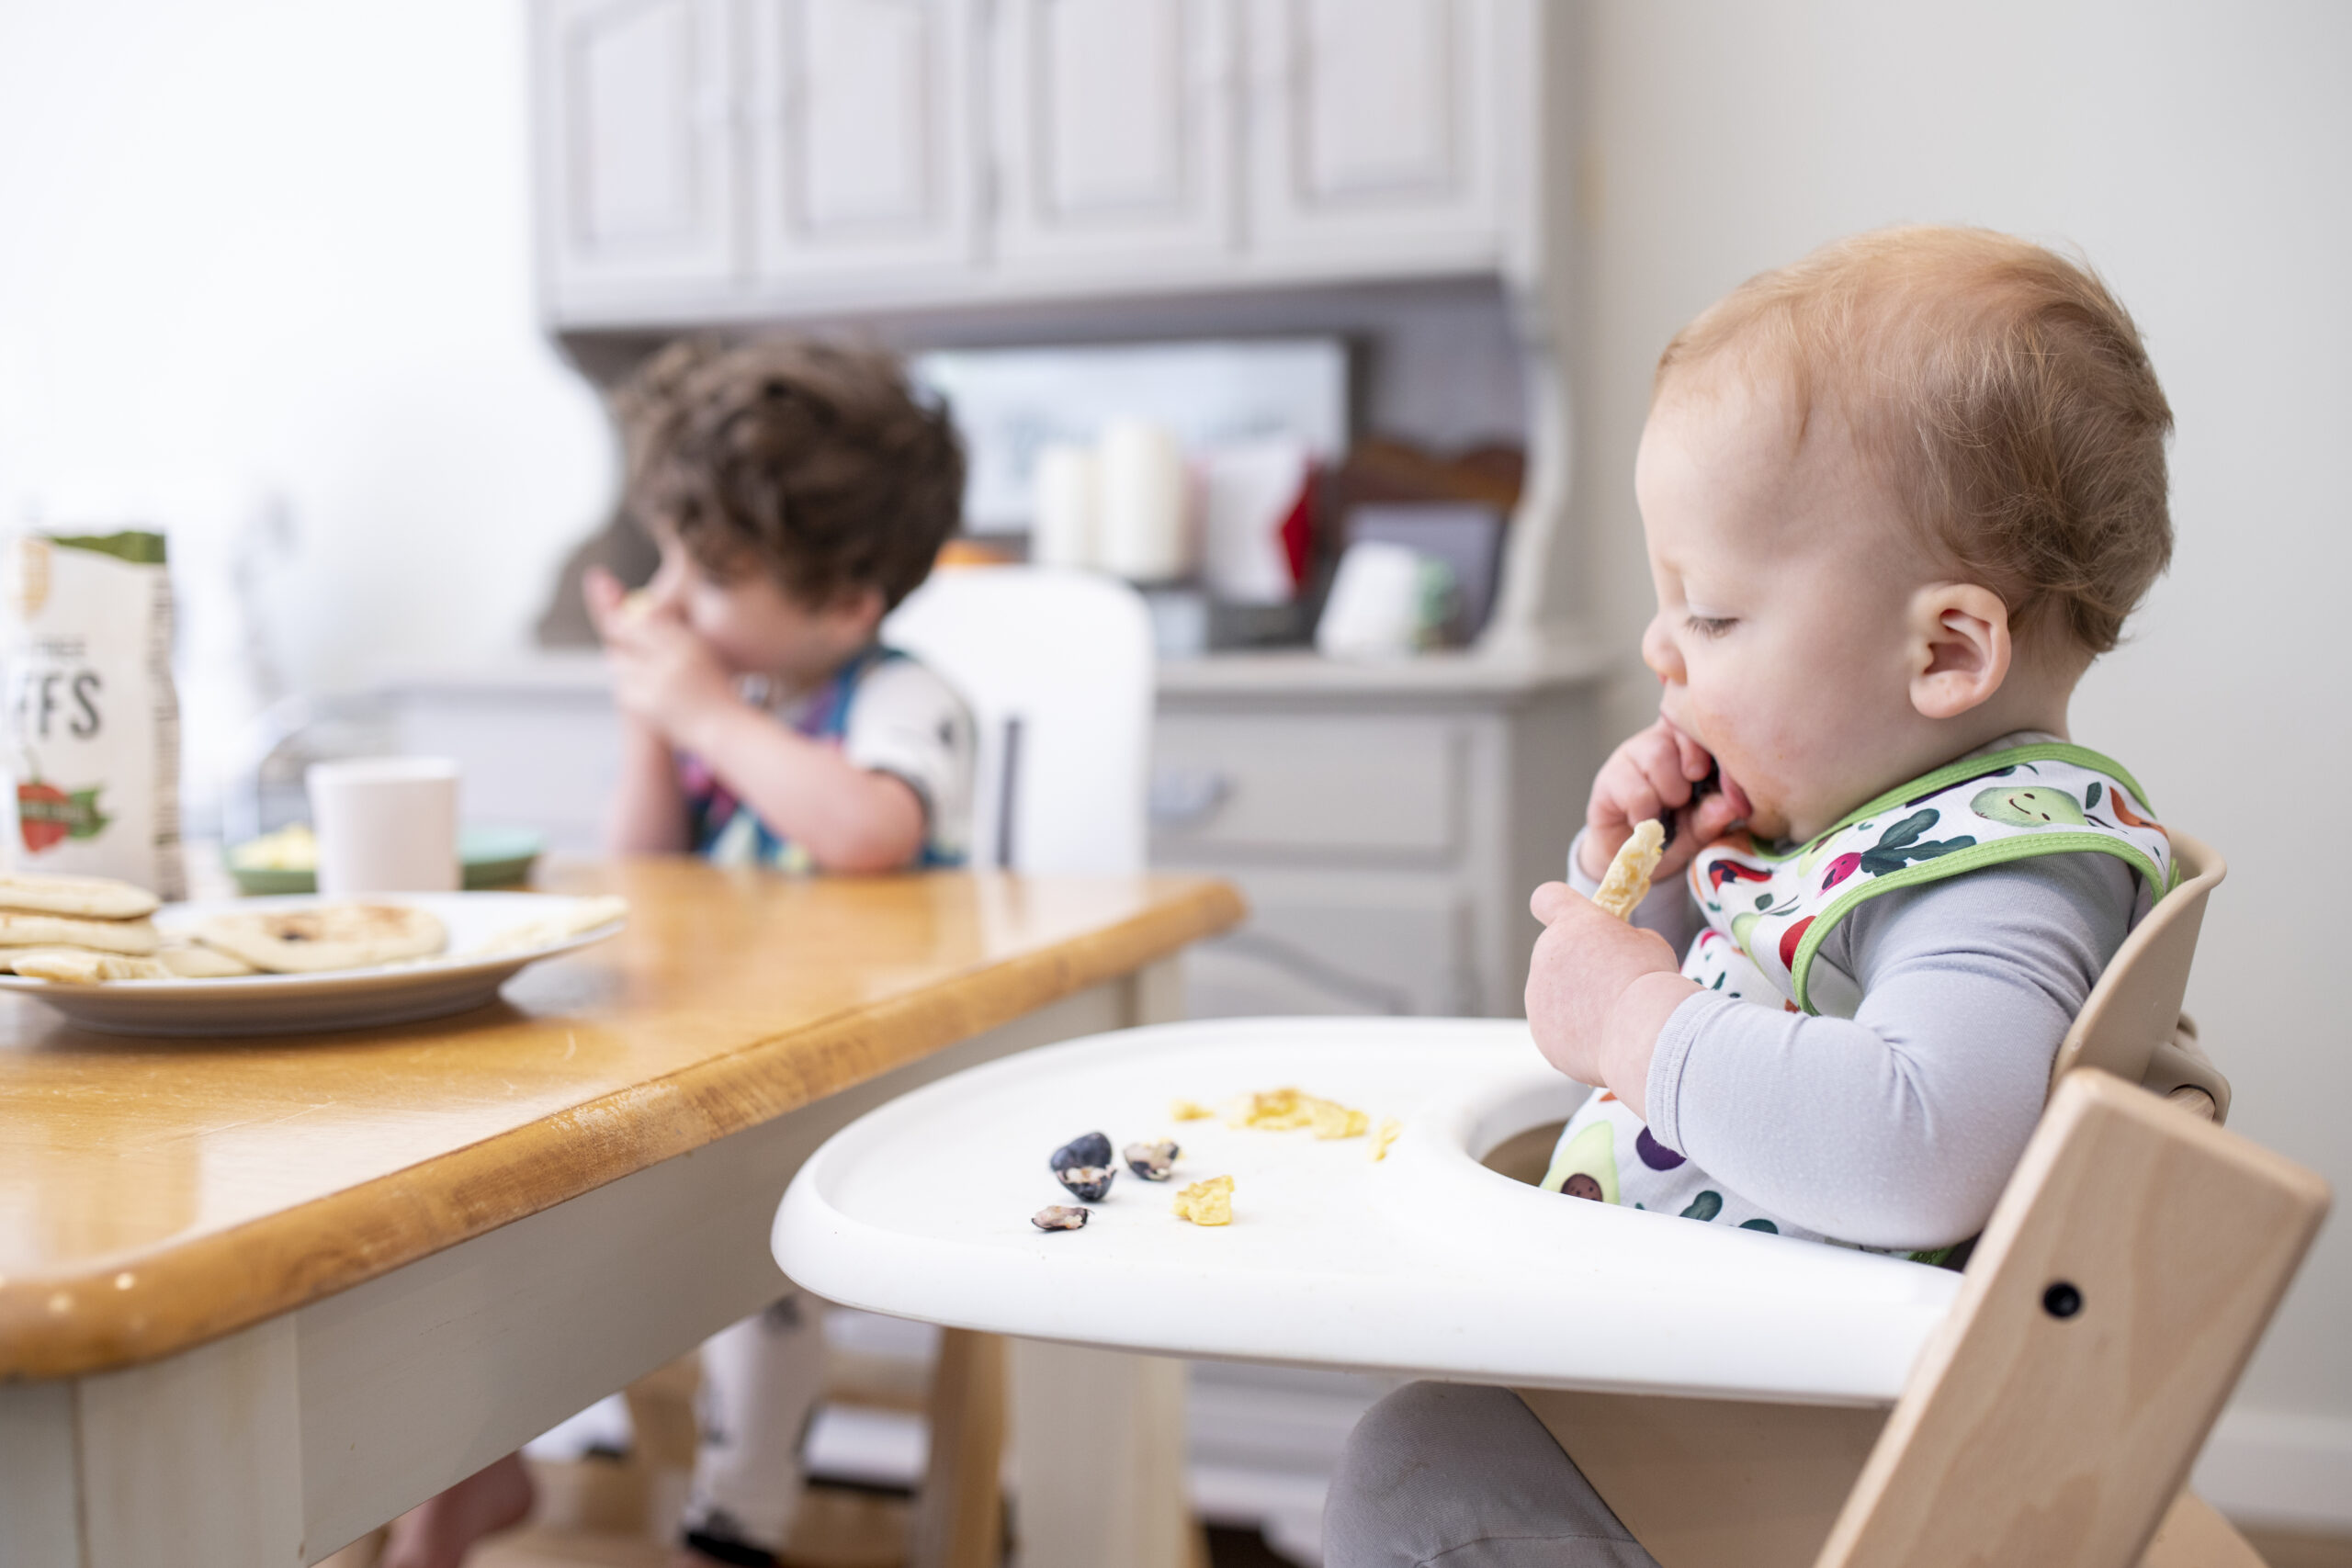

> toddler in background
[385,338,974,1568]
[1325,227,2178,1566]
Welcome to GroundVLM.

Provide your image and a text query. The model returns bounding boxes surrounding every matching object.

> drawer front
[1180,869,1474,1018]
[1151,712,1458,857]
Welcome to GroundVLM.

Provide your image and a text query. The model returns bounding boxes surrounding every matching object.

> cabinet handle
[1148,766,1232,829]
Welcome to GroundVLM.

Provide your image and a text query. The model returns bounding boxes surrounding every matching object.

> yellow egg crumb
[1309,1099,1369,1140]
[1370,1117,1403,1161]
[1170,1098,1214,1121]
[1171,1174,1234,1226]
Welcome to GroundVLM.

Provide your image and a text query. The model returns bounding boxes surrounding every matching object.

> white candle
[1029,442,1099,570]
[1094,420,1189,582]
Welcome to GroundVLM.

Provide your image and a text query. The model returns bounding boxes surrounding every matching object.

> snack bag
[1,533,185,898]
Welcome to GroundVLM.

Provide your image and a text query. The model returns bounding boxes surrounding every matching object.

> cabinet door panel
[747,0,978,279]
[536,0,739,297]
[993,0,1237,269]
[1247,0,1502,269]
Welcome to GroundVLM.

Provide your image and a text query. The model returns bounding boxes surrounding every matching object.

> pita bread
[196,903,447,974]
[159,942,260,978]
[7,948,174,983]
[467,895,630,958]
[0,912,160,954]
[0,871,160,919]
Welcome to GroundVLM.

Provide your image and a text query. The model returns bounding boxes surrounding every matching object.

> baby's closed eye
[1685,615,1737,638]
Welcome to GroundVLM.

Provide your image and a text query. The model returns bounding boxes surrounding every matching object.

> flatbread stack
[0,872,168,978]
[0,870,622,987]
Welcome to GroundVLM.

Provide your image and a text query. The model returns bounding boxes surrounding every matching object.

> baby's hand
[1578,716,1746,884]
[1524,881,1692,1114]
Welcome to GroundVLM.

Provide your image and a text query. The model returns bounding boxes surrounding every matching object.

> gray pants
[1323,1383,1662,1568]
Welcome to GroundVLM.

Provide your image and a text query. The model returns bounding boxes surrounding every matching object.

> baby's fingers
[1658,716,1714,783]
[1627,732,1700,817]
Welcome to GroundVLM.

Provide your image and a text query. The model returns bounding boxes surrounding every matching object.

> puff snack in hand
[1590,818,1665,921]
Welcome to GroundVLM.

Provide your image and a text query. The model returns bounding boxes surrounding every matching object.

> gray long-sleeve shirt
[1565,823,2135,1250]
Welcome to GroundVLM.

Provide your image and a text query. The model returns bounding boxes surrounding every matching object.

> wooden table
[0,861,1242,1568]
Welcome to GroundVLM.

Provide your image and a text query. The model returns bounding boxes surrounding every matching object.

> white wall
[1575,0,2352,1528]
[0,0,611,698]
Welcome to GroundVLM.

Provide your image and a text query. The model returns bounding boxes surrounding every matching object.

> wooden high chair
[777,832,2330,1568]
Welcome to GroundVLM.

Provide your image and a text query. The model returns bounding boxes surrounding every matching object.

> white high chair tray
[775,1018,1963,1405]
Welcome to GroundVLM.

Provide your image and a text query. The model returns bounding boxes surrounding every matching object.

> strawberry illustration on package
[3,532,184,899]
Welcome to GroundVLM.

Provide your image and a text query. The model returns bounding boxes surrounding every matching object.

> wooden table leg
[1008,1339,1192,1568]
[910,1328,1009,1568]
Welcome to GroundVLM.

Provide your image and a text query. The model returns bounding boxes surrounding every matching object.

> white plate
[0,892,627,1037]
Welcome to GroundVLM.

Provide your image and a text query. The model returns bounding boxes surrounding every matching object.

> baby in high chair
[1323,225,2177,1566]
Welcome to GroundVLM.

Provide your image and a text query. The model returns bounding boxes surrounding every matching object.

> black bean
[1056,1164,1115,1201]
[1050,1132,1114,1172]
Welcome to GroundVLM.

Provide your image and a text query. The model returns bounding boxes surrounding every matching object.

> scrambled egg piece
[1223,1087,1371,1139]
[1170,1098,1215,1122]
[1370,1117,1404,1162]
[1171,1175,1234,1226]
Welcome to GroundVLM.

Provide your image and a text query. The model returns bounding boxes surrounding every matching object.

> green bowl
[225,826,546,897]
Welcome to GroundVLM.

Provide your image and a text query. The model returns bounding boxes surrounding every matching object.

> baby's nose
[1640,620,1682,683]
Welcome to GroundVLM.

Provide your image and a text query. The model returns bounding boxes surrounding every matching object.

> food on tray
[1032,1205,1089,1232]
[1049,1131,1114,1172]
[1170,1098,1213,1121]
[1225,1087,1371,1139]
[5,947,174,983]
[157,942,259,978]
[0,870,161,920]
[1171,1175,1234,1226]
[1592,818,1666,920]
[0,909,161,955]
[227,822,319,872]
[1310,1100,1369,1140]
[465,895,629,957]
[1371,1117,1404,1162]
[1055,1164,1116,1201]
[1123,1139,1179,1181]
[197,903,448,974]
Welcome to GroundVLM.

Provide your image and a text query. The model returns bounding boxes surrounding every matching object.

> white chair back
[883,566,1154,875]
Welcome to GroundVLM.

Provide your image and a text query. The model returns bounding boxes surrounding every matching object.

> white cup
[306,757,461,896]
[1317,541,1430,660]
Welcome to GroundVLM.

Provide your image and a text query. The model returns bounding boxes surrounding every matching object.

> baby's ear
[1908,583,2011,720]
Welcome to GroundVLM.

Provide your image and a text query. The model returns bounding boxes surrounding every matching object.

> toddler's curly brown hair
[617,337,965,612]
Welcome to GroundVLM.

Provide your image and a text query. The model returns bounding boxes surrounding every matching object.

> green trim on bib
[1813,743,2155,851]
[1789,830,2170,1012]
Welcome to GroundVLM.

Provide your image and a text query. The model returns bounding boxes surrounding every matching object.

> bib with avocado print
[1542,742,2171,1252]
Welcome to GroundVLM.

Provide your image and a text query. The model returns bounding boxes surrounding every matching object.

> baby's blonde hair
[1657,226,2173,656]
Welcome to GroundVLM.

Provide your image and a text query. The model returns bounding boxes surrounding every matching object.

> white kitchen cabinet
[532,0,1559,322]
[743,0,980,283]
[1243,0,1506,273]
[989,0,1238,273]
[534,0,741,302]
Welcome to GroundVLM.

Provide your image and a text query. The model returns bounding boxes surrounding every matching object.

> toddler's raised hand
[584,567,738,746]
[1577,716,1744,884]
